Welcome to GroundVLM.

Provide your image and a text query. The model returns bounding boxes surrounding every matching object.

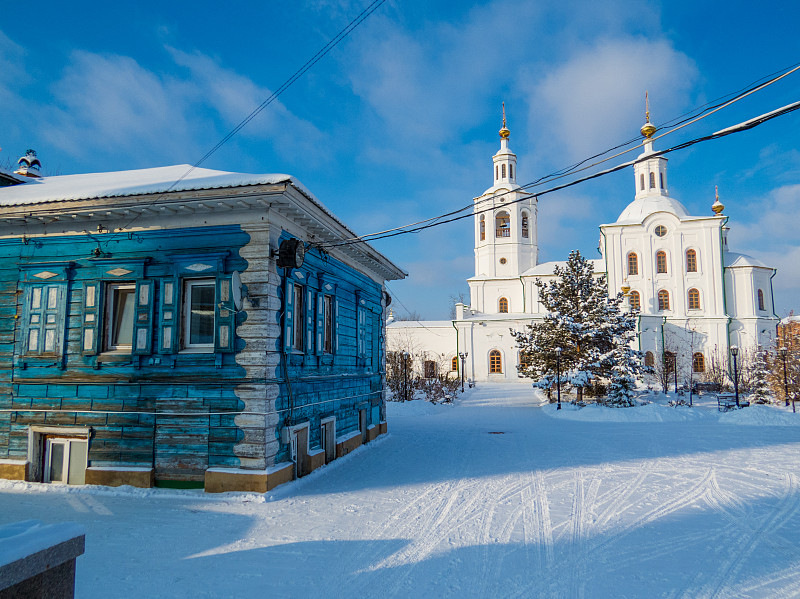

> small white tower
[633,93,669,200]
[473,105,538,281]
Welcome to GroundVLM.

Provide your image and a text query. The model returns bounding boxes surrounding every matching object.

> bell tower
[472,105,538,280]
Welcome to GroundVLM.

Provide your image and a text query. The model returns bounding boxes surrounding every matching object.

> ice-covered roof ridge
[0,164,298,207]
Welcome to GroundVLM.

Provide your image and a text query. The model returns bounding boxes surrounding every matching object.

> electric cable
[318,62,800,248]
[111,0,388,235]
[322,99,800,248]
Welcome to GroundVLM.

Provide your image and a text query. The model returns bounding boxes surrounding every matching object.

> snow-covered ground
[2,384,800,598]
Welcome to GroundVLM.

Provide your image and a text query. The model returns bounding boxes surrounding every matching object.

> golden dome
[712,185,725,215]
[620,282,631,295]
[640,121,656,138]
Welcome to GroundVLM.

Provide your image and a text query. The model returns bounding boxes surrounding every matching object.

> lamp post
[674,357,678,394]
[555,347,562,410]
[730,345,740,408]
[779,347,792,411]
[401,351,410,402]
[459,351,468,393]
[688,330,695,407]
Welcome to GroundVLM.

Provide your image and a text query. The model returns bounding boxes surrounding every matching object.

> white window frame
[292,283,305,352]
[183,278,216,351]
[43,437,88,485]
[323,294,333,353]
[104,282,136,352]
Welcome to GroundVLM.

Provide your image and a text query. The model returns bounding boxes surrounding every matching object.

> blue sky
[2,1,799,318]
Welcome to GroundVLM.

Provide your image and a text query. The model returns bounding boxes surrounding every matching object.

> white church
[387,107,779,383]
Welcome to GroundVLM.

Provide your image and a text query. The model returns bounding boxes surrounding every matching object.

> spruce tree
[751,349,773,404]
[513,250,641,404]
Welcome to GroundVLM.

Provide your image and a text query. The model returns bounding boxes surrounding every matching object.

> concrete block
[84,467,154,488]
[0,460,27,481]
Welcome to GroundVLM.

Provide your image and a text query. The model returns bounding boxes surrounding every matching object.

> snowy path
[2,384,800,598]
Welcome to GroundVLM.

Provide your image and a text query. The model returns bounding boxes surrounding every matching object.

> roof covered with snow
[522,258,606,277]
[615,193,690,224]
[388,320,454,329]
[724,251,771,269]
[0,165,296,207]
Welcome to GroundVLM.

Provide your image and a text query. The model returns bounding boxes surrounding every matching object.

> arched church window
[644,351,655,368]
[480,215,485,241]
[510,164,514,179]
[640,174,645,191]
[451,356,458,372]
[495,165,498,181]
[686,249,697,272]
[495,211,510,238]
[658,289,670,310]
[688,288,700,310]
[656,251,667,274]
[502,164,507,179]
[489,350,502,374]
[521,212,529,238]
[660,172,665,189]
[757,289,765,311]
[627,252,638,276]
[629,290,641,311]
[649,172,656,189]
[498,297,509,313]
[693,352,705,373]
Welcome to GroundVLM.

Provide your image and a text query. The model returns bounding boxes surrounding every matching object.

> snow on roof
[615,194,690,224]
[388,320,454,329]
[724,252,770,269]
[0,164,295,207]
[780,315,800,325]
[522,259,605,277]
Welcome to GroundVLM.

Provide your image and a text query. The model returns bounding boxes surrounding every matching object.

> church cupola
[492,102,517,185]
[14,149,42,178]
[633,93,669,201]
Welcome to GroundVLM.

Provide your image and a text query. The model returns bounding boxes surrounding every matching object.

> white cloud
[525,37,698,162]
[42,51,196,162]
[728,183,800,313]
[25,47,325,168]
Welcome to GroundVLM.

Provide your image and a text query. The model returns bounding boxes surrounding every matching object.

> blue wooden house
[0,159,404,492]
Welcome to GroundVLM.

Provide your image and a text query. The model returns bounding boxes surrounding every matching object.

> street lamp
[458,351,468,393]
[730,345,740,408]
[779,347,792,412]
[555,347,562,410]
[401,351,410,402]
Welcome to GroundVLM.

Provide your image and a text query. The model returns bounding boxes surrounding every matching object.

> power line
[114,0,387,234]
[321,62,800,248]
[322,99,800,248]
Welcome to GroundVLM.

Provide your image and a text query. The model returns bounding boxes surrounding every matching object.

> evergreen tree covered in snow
[751,348,773,404]
[513,250,641,404]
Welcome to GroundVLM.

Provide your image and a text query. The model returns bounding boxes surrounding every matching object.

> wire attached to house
[109,0,388,236]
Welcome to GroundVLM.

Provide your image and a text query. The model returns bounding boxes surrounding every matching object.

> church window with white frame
[489,350,502,374]
[686,249,697,272]
[688,288,700,310]
[656,250,668,274]
[627,252,638,276]
[658,289,670,311]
